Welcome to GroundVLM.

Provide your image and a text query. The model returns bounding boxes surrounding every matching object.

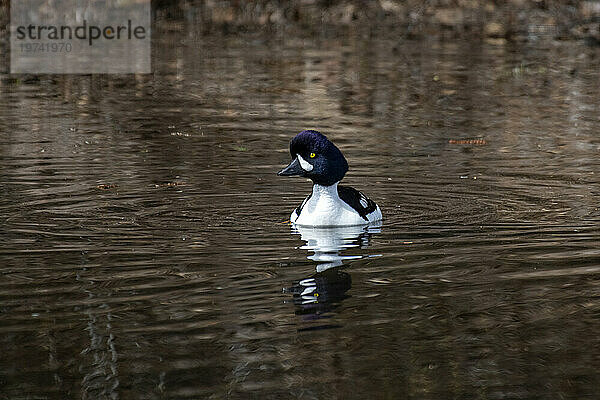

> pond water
[1,27,600,399]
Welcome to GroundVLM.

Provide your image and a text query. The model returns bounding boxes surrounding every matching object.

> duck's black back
[337,185,377,220]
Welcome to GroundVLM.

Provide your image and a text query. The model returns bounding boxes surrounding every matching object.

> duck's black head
[277,130,348,186]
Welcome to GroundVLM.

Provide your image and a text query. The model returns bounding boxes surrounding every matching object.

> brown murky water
[2,26,600,399]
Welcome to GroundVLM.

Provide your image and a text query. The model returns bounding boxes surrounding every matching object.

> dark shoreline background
[1,0,600,42]
[154,0,600,43]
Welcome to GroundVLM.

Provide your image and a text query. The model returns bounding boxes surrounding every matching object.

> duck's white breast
[291,183,381,226]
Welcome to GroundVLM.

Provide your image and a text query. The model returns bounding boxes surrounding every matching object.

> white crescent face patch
[297,154,314,172]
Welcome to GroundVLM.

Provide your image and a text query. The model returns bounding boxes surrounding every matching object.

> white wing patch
[297,154,313,171]
[299,278,316,286]
[359,192,369,208]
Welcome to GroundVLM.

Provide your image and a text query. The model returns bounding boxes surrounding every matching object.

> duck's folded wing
[337,185,378,221]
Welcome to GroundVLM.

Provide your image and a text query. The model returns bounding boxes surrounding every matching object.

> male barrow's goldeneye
[277,130,382,226]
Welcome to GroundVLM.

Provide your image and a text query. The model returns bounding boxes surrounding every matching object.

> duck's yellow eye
[309,152,316,158]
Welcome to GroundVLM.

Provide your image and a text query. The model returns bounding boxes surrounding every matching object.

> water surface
[1,29,600,399]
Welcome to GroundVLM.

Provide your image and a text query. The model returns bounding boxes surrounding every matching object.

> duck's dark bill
[277,157,304,176]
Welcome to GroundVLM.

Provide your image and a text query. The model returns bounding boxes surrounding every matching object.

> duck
[277,130,382,226]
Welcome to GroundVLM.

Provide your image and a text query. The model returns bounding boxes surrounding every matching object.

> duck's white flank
[291,183,382,227]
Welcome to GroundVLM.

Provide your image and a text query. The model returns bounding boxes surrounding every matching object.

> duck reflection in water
[284,223,381,320]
